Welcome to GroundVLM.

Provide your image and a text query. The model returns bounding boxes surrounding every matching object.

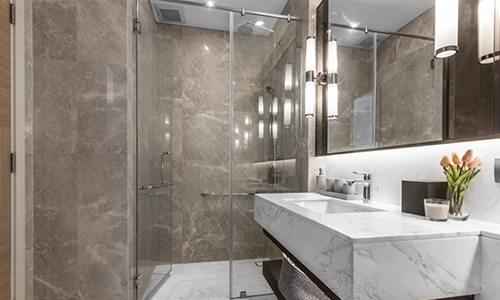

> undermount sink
[288,199,383,214]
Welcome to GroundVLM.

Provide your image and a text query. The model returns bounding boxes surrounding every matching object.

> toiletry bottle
[316,168,326,193]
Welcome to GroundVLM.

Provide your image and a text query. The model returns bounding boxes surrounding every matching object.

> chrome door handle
[161,151,170,184]
[139,182,174,190]
[201,192,255,197]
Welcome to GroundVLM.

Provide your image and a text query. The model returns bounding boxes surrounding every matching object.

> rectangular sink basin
[289,199,382,214]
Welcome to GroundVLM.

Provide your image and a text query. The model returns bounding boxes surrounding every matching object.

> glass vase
[448,188,471,221]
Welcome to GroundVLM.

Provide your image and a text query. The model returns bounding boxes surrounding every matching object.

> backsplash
[317,138,500,225]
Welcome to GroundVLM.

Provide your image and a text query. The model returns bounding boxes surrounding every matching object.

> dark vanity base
[263,230,475,300]
[262,260,285,300]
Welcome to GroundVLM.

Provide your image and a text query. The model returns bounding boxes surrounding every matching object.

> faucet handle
[353,172,371,180]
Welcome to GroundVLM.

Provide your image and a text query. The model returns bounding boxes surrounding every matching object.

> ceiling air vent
[159,9,182,22]
[151,0,186,24]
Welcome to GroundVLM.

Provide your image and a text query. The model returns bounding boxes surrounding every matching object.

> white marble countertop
[256,193,500,244]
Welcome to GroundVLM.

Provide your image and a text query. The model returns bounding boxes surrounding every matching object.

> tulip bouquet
[440,149,482,219]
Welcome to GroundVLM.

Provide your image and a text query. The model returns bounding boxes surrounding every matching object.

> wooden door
[0,0,10,299]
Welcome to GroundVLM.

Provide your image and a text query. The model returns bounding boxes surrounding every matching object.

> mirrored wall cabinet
[312,0,500,155]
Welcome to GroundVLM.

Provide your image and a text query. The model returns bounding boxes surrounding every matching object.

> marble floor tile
[149,259,275,300]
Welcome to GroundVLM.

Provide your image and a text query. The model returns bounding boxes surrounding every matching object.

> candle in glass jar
[424,199,450,221]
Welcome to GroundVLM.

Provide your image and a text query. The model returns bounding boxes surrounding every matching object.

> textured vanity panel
[352,236,481,300]
[477,237,500,300]
[255,197,354,300]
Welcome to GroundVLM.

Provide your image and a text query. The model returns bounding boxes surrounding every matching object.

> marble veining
[30,0,133,299]
[255,193,499,299]
[150,259,274,300]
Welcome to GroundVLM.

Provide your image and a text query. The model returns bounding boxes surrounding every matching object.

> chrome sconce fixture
[434,0,459,58]
[478,0,500,64]
[305,35,338,119]
[305,36,317,118]
[327,37,338,120]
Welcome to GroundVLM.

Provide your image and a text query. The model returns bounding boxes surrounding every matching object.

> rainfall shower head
[266,86,276,96]
[237,22,275,36]
[237,23,254,36]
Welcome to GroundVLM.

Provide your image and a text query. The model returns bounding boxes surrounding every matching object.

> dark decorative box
[402,180,448,217]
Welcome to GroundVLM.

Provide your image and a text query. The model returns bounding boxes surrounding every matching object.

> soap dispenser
[316,168,326,193]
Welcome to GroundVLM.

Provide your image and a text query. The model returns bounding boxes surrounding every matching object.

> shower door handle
[161,151,170,184]
[139,182,174,190]
[201,192,256,197]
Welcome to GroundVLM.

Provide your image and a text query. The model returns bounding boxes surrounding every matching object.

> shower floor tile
[150,259,276,300]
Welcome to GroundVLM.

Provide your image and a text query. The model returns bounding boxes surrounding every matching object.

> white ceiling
[329,0,435,48]
[152,0,290,36]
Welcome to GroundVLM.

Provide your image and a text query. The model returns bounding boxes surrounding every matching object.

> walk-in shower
[135,0,303,299]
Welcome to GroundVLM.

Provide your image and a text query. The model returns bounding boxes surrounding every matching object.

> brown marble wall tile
[33,0,77,61]
[78,243,128,300]
[30,0,133,299]
[33,153,78,249]
[76,0,127,65]
[33,246,79,300]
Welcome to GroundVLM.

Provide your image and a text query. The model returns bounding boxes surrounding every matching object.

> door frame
[11,0,25,299]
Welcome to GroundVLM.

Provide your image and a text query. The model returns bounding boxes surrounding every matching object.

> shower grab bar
[139,182,174,190]
[201,192,255,197]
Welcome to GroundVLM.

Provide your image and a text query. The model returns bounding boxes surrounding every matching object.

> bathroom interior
[2,0,500,299]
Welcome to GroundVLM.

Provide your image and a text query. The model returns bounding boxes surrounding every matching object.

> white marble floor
[150,259,277,300]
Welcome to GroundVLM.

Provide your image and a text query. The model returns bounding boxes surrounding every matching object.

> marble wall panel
[352,237,481,300]
[478,237,500,300]
[29,0,133,299]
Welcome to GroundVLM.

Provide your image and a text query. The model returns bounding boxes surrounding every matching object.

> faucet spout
[352,172,372,203]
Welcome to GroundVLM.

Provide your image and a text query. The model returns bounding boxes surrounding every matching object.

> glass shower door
[135,1,173,299]
[230,10,302,299]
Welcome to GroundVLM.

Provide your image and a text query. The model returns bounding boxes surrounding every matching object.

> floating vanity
[255,193,500,300]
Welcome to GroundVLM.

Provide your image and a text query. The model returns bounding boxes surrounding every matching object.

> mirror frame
[315,0,500,157]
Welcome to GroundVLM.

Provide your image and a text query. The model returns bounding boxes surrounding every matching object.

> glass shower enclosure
[135,1,174,298]
[134,1,303,299]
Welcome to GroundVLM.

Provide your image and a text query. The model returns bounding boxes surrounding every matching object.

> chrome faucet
[347,172,372,203]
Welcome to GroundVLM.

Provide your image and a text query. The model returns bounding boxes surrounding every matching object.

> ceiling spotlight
[255,21,265,26]
[207,1,214,7]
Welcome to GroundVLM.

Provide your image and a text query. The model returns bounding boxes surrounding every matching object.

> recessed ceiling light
[207,1,214,7]
[255,21,265,26]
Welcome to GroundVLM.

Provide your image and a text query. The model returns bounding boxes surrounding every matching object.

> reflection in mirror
[323,0,498,155]
[237,19,301,163]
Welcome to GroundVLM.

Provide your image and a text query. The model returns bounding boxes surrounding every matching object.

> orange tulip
[440,155,451,168]
[467,156,483,169]
[452,152,462,165]
[462,149,474,163]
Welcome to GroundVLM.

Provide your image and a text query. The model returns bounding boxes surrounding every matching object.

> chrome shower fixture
[237,22,275,36]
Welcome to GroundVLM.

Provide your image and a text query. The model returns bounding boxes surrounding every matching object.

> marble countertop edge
[255,193,500,244]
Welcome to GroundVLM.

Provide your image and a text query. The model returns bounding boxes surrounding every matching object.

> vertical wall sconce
[327,38,338,119]
[258,96,264,115]
[478,0,500,64]
[305,36,316,118]
[434,0,459,58]
[284,64,293,91]
[258,120,264,139]
[284,98,292,128]
[272,120,278,140]
[272,96,279,116]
